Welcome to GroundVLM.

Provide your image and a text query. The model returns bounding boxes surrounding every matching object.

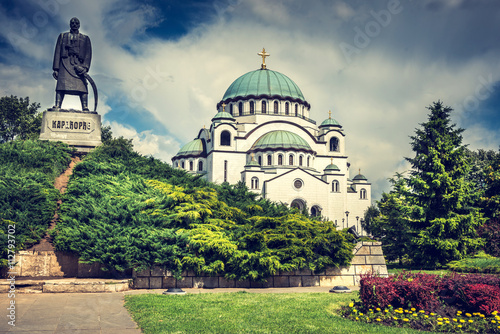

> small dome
[221,69,307,103]
[353,174,368,181]
[320,118,341,127]
[252,130,313,152]
[176,139,205,157]
[324,163,340,172]
[212,111,235,122]
[245,159,260,168]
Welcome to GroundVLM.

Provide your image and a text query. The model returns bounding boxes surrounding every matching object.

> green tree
[406,101,484,267]
[101,125,113,143]
[371,173,417,265]
[362,204,380,235]
[0,95,42,142]
[479,149,500,219]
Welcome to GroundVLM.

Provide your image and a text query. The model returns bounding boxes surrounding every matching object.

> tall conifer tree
[406,101,484,267]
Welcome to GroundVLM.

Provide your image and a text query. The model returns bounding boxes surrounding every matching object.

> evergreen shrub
[0,139,72,267]
[54,139,356,279]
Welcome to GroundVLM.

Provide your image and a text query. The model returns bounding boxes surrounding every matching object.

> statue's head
[70,17,80,30]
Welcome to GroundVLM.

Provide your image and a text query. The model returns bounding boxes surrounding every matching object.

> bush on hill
[0,139,73,267]
[53,138,356,279]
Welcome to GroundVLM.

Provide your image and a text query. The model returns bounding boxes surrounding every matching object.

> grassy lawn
[124,291,429,334]
[386,264,451,276]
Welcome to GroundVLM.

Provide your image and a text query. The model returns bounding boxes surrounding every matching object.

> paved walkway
[0,292,141,333]
[0,286,359,333]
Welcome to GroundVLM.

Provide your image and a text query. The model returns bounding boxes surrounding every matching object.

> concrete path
[0,292,141,333]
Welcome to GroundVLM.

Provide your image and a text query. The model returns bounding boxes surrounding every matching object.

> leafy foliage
[374,102,485,268]
[370,173,419,265]
[54,138,355,279]
[359,271,500,316]
[0,139,73,266]
[477,218,500,257]
[0,96,42,143]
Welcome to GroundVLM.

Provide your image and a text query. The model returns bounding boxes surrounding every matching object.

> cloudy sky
[1,0,499,200]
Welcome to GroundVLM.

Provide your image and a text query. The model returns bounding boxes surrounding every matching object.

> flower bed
[341,271,500,333]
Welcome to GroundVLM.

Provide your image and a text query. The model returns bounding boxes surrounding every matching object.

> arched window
[291,198,305,211]
[299,155,303,166]
[329,137,339,152]
[262,101,267,114]
[229,104,233,115]
[220,131,231,146]
[250,101,255,114]
[311,205,321,217]
[267,155,272,166]
[251,177,259,189]
[278,154,283,165]
[360,188,367,200]
[285,102,289,115]
[189,161,193,171]
[238,102,243,115]
[198,160,203,172]
[332,180,339,192]
[274,101,279,114]
[181,161,185,169]
[257,155,262,166]
[289,154,294,166]
[307,156,310,167]
[295,104,298,116]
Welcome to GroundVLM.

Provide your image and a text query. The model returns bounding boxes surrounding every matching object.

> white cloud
[2,0,500,199]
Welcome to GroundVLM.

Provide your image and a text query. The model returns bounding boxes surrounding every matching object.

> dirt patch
[27,156,81,252]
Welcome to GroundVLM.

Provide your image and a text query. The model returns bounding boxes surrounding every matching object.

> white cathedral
[172,49,371,234]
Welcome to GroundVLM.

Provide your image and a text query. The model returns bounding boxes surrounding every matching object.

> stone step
[0,278,131,293]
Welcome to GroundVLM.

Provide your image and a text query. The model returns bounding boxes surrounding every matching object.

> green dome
[212,111,235,122]
[324,163,340,172]
[252,130,312,151]
[222,69,306,102]
[176,139,204,157]
[353,174,368,181]
[320,118,341,127]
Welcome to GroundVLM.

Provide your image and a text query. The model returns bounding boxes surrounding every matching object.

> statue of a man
[52,17,92,111]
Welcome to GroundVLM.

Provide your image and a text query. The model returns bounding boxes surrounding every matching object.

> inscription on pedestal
[39,110,102,152]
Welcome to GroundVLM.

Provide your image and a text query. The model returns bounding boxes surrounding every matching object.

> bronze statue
[52,17,97,112]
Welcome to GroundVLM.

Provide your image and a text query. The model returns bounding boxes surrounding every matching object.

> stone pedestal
[39,110,102,152]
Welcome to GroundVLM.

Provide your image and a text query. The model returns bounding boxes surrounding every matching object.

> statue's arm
[83,35,92,71]
[52,33,63,79]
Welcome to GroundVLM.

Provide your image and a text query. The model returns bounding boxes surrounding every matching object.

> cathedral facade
[172,50,371,234]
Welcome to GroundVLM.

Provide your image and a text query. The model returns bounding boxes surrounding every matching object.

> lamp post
[342,218,345,229]
[345,211,349,226]
[356,216,360,236]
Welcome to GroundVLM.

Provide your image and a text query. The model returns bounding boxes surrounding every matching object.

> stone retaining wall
[133,241,388,289]
[9,251,122,278]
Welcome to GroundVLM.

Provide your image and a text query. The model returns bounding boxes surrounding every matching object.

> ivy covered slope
[0,140,73,266]
[53,138,355,280]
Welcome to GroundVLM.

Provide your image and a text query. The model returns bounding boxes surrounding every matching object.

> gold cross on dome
[258,48,270,69]
[222,103,226,112]
[331,157,333,164]
[329,110,332,119]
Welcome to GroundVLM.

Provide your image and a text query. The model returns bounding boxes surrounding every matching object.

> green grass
[447,256,500,274]
[124,292,428,334]
[386,264,451,276]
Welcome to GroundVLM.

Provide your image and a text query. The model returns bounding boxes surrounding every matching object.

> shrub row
[360,271,500,316]
[53,139,356,279]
